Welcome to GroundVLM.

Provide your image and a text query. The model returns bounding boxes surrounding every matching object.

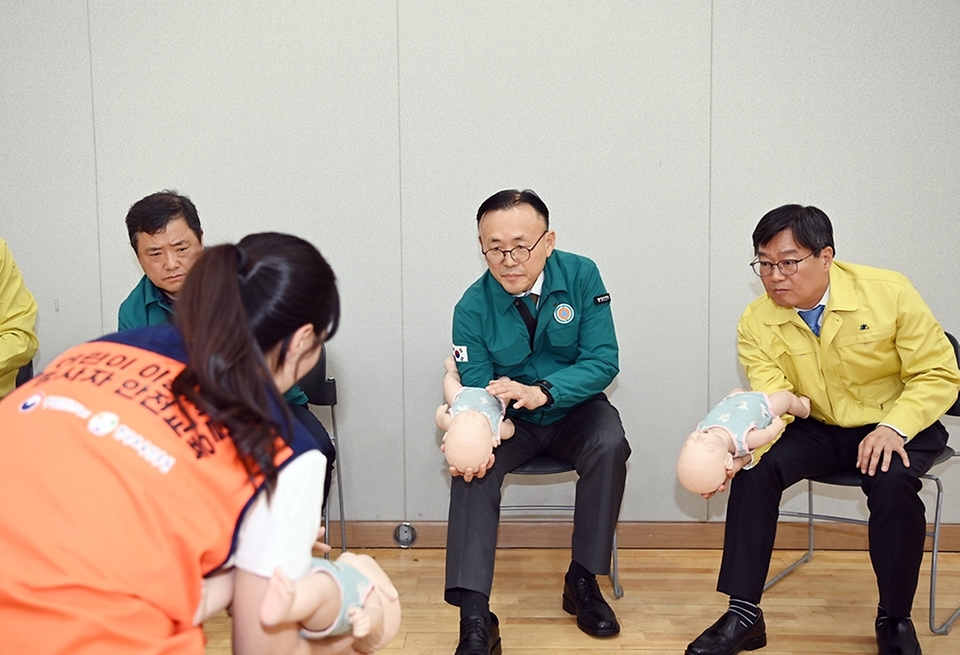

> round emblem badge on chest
[553,303,574,324]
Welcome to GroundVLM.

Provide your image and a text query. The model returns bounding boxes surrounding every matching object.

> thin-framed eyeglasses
[482,230,548,265]
[749,252,814,277]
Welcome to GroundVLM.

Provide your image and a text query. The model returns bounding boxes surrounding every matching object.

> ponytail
[170,233,340,493]
[172,244,288,491]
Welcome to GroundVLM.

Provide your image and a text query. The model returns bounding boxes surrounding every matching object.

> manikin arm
[765,389,812,420]
[442,356,463,405]
[435,404,452,430]
[744,415,785,451]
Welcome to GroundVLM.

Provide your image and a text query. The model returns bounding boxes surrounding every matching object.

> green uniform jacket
[117,275,174,332]
[452,249,618,426]
[117,275,310,406]
[738,260,960,440]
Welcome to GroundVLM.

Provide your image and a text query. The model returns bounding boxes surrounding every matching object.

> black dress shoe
[562,575,620,637]
[685,610,767,655]
[454,612,502,655]
[876,617,922,655]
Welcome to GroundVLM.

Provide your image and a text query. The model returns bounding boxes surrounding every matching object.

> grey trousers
[444,394,630,606]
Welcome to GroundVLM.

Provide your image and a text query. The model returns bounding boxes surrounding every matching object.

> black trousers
[718,417,948,616]
[290,403,337,509]
[444,394,631,606]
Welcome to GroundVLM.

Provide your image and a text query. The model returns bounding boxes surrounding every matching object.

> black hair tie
[236,246,248,275]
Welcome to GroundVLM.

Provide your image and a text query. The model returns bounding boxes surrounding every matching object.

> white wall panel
[398,1,712,521]
[86,1,403,519]
[709,0,960,520]
[0,1,101,366]
[2,0,957,526]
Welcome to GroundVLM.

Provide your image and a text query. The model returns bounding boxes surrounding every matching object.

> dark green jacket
[452,249,618,425]
[118,275,174,332]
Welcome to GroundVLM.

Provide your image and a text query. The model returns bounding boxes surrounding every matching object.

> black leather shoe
[454,612,502,655]
[562,575,620,637]
[876,617,922,655]
[685,610,767,655]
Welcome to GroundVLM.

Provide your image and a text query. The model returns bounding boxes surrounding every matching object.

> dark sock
[566,559,594,582]
[876,605,909,626]
[876,605,888,625]
[728,597,760,629]
[459,590,489,620]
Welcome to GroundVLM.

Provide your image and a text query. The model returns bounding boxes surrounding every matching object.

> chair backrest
[947,332,960,417]
[15,360,33,388]
[297,346,337,407]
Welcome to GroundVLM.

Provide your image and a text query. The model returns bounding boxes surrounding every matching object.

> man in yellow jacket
[686,205,960,655]
[0,237,38,400]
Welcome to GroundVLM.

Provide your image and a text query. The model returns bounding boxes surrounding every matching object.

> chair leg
[322,504,331,559]
[610,527,623,599]
[927,473,960,635]
[331,406,347,553]
[764,479,816,591]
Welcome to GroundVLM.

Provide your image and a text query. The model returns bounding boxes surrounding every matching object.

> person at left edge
[0,232,361,654]
[0,236,38,400]
[116,190,336,504]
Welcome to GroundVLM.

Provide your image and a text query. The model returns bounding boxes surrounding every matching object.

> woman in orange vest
[0,232,359,654]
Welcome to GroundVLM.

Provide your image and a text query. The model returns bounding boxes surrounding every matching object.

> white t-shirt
[233,449,327,580]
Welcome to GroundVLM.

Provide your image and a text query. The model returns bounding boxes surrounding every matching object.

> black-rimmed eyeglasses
[749,253,814,277]
[482,231,548,265]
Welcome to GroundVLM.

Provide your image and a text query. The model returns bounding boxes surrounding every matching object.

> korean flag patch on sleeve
[452,345,468,362]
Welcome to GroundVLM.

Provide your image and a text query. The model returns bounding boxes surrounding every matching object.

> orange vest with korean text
[0,325,315,654]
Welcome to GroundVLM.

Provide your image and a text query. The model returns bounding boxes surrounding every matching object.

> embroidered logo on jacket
[554,304,575,324]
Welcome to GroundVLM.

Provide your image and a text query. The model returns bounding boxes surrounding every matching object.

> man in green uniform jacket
[445,189,630,655]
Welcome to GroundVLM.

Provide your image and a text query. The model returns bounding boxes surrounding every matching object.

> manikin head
[676,428,734,495]
[443,410,495,472]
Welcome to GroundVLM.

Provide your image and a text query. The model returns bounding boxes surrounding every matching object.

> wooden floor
[203,548,960,654]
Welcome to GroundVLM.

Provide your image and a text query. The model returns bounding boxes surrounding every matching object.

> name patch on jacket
[594,293,611,305]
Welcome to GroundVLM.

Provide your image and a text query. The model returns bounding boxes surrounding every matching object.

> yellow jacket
[738,261,960,440]
[0,237,38,399]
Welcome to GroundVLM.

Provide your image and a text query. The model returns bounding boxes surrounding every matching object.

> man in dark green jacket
[444,189,630,655]
[117,191,336,502]
[117,191,204,331]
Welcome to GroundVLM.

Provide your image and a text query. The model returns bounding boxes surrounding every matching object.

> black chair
[297,346,346,553]
[15,360,33,387]
[765,331,960,635]
[500,454,623,598]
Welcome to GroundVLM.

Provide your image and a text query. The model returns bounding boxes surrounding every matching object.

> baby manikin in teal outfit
[436,356,516,478]
[260,552,401,653]
[676,389,812,496]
